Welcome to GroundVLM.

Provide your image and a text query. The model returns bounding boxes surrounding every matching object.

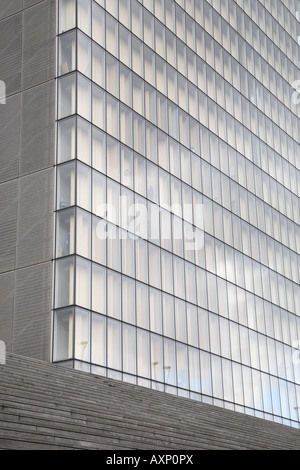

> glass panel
[188,346,200,392]
[136,281,149,329]
[123,324,136,375]
[58,73,76,119]
[55,257,74,308]
[177,343,189,389]
[53,308,74,361]
[58,116,76,163]
[59,30,76,75]
[77,74,91,120]
[78,0,91,35]
[106,14,118,57]
[77,117,91,165]
[200,351,212,395]
[211,355,223,399]
[76,257,91,309]
[92,2,105,46]
[91,313,106,366]
[151,333,164,383]
[161,250,173,294]
[106,95,119,139]
[122,276,136,324]
[92,84,105,130]
[56,208,75,257]
[75,308,90,362]
[164,338,177,386]
[149,287,162,334]
[92,263,106,314]
[59,0,76,33]
[57,162,76,210]
[76,209,91,258]
[175,298,187,342]
[137,329,150,378]
[162,293,175,339]
[92,43,105,87]
[77,162,91,211]
[107,270,121,319]
[107,318,121,370]
[222,359,234,403]
[78,31,91,78]
[186,304,198,347]
[232,362,244,406]
[92,127,106,173]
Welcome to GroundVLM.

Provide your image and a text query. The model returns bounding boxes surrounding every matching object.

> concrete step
[0,353,299,450]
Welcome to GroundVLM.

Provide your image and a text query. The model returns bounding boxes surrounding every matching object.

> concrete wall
[0,0,56,360]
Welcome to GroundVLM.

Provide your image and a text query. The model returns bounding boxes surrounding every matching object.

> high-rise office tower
[1,0,300,430]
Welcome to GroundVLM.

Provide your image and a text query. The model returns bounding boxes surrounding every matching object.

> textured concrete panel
[22,0,56,89]
[0,13,22,96]
[20,80,56,176]
[16,168,54,268]
[0,0,22,20]
[12,264,52,360]
[0,180,18,273]
[0,0,56,364]
[0,94,20,183]
[0,272,15,351]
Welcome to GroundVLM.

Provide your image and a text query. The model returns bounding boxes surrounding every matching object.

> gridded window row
[203,231,300,314]
[55,148,300,288]
[202,166,300,252]
[57,20,300,174]
[139,0,299,114]
[54,251,300,346]
[53,307,300,423]
[58,1,300,148]
[55,200,300,317]
[57,70,300,208]
[59,53,300,199]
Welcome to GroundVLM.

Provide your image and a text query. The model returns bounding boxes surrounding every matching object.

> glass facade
[53,0,300,428]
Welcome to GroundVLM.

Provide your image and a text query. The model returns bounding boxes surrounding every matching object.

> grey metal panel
[16,168,54,268]
[12,263,52,360]
[0,0,22,20]
[0,271,15,351]
[0,180,18,274]
[20,80,56,176]
[22,0,56,90]
[0,94,20,184]
[0,13,22,96]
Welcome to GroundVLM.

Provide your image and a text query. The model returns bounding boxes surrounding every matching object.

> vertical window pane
[107,319,121,369]
[76,257,91,309]
[164,338,177,386]
[56,208,75,257]
[75,308,90,362]
[137,329,150,378]
[107,270,121,319]
[92,263,106,314]
[53,308,74,361]
[92,313,106,366]
[59,0,76,33]
[55,257,74,308]
[122,276,136,324]
[58,73,76,119]
[151,333,164,383]
[59,30,76,75]
[123,324,136,375]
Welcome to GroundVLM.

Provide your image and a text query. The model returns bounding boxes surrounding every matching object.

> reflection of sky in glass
[54,0,300,428]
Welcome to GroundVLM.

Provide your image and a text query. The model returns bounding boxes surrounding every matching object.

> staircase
[0,353,299,450]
